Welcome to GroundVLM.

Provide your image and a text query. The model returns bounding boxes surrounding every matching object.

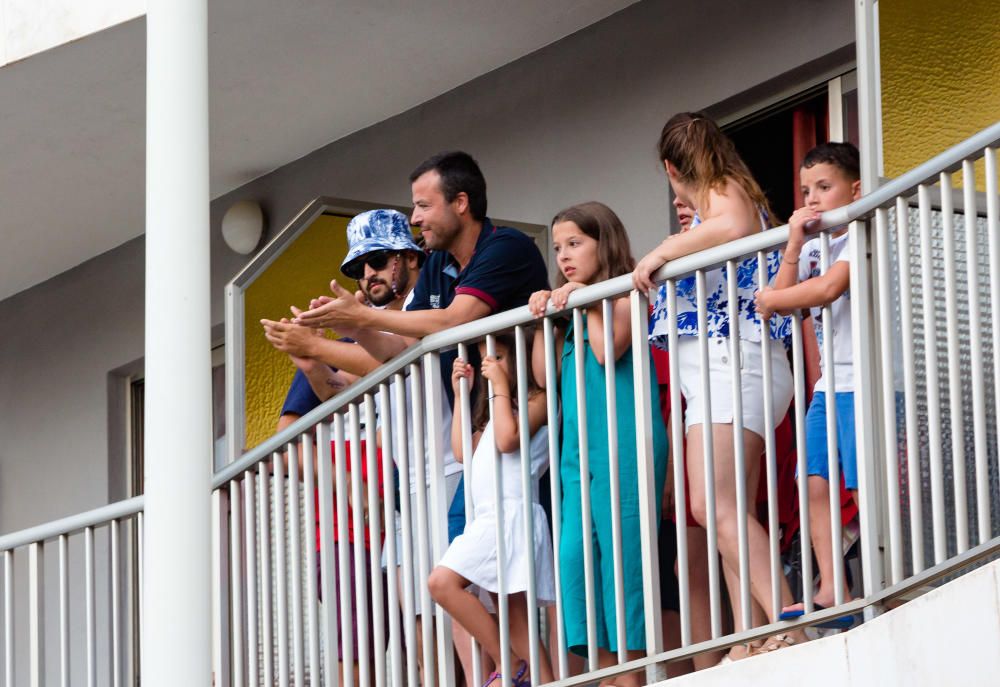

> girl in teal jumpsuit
[529,201,667,680]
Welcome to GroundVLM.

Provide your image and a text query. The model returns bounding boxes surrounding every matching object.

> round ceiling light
[221,200,264,255]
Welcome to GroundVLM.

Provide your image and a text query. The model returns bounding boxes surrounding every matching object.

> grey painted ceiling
[0,0,637,301]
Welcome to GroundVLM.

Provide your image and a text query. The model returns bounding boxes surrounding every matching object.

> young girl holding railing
[633,112,806,657]
[428,331,555,687]
[528,201,667,687]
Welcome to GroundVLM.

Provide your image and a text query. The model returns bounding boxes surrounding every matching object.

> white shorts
[676,336,793,440]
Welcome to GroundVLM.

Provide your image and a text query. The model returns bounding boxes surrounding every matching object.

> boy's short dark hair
[802,142,861,181]
[409,151,488,221]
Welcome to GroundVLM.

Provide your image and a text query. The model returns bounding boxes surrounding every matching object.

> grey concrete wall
[0,0,854,532]
[218,0,854,257]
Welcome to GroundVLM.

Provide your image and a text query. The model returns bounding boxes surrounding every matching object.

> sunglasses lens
[365,252,390,271]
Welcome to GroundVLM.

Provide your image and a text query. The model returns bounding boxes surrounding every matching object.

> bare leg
[398,573,427,682]
[507,593,555,684]
[720,452,766,660]
[660,410,693,678]
[428,567,509,671]
[452,613,477,687]
[682,526,725,670]
[661,610,693,677]
[782,477,853,614]
[545,606,566,679]
[596,648,645,687]
[686,424,805,645]
[721,560,766,660]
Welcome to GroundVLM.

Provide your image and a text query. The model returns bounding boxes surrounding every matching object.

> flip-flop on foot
[779,603,855,630]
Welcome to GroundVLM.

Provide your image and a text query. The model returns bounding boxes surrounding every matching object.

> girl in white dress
[428,332,555,687]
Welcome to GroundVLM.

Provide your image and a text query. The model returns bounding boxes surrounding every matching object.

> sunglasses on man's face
[359,250,396,275]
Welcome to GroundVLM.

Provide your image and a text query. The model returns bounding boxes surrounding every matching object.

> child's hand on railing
[480,355,510,395]
[754,287,775,320]
[451,357,474,396]
[549,281,585,311]
[529,289,552,318]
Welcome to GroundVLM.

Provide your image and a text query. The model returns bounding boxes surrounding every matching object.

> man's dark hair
[801,142,861,181]
[409,151,488,221]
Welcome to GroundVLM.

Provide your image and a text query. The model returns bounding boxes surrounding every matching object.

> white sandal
[752,633,798,655]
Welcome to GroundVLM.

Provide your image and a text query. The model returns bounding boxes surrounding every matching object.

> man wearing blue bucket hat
[339,208,426,306]
[262,208,424,385]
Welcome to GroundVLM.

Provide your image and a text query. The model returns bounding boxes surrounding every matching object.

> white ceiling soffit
[0,0,638,302]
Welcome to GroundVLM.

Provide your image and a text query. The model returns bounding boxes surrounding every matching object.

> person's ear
[851,178,862,200]
[451,191,470,216]
[664,161,677,178]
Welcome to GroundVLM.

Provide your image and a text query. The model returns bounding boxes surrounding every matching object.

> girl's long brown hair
[656,112,777,225]
[551,201,636,287]
[470,330,542,434]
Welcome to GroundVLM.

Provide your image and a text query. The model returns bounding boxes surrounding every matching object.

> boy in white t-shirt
[755,142,861,625]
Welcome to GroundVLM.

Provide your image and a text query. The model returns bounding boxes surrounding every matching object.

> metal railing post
[211,489,232,687]
[629,291,664,684]
[849,217,885,615]
[28,542,43,687]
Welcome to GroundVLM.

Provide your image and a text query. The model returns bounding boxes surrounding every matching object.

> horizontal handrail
[0,495,144,552]
[819,119,1000,230]
[215,118,1000,488]
[213,222,795,487]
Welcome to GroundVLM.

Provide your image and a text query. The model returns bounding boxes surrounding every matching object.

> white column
[855,0,882,193]
[854,0,887,614]
[142,0,212,685]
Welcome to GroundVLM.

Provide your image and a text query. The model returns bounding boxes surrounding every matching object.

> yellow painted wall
[880,0,1000,184]
[243,214,354,449]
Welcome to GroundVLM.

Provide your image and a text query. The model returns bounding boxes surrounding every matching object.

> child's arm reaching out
[756,261,849,319]
[450,357,479,462]
[530,293,566,388]
[586,296,632,365]
[633,183,759,291]
[772,206,820,291]
[481,355,548,454]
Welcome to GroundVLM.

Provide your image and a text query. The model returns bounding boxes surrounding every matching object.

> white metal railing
[3,121,999,686]
[0,497,143,686]
[211,120,1000,686]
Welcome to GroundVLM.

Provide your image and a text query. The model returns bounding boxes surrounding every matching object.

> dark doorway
[724,88,829,224]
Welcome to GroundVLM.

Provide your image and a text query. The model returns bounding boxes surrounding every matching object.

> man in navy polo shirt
[295,151,548,683]
[294,151,549,362]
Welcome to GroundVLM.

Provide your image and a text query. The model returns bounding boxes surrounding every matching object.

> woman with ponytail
[633,112,803,659]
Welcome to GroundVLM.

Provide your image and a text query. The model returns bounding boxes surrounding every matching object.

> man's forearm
[310,338,383,376]
[349,328,415,363]
[299,361,351,401]
[361,306,456,339]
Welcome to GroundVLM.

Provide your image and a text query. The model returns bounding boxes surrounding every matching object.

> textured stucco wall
[242,214,353,449]
[880,0,1000,183]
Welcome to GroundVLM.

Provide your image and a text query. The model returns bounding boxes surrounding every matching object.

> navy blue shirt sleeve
[455,229,549,312]
[277,340,350,418]
[279,369,322,418]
